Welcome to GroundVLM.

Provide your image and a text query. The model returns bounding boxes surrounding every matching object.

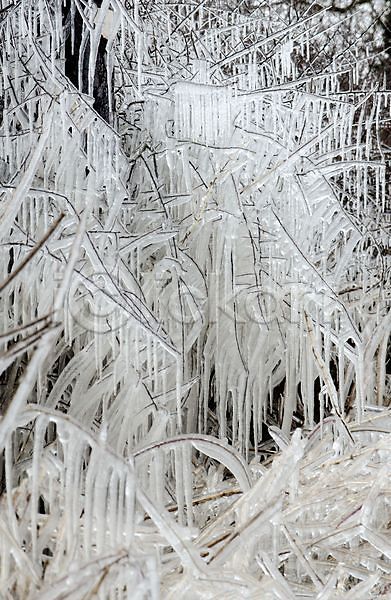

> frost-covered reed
[0,0,390,597]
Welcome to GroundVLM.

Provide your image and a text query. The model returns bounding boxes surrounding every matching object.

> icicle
[134,0,142,95]
[176,357,183,432]
[30,417,47,563]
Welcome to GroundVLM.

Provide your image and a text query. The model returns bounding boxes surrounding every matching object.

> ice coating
[0,0,390,597]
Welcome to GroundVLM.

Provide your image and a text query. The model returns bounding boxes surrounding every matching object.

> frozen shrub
[0,0,389,597]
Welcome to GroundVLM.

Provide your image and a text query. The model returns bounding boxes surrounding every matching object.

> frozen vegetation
[0,0,390,597]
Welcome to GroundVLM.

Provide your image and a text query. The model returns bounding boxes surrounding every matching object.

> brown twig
[0,213,65,295]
